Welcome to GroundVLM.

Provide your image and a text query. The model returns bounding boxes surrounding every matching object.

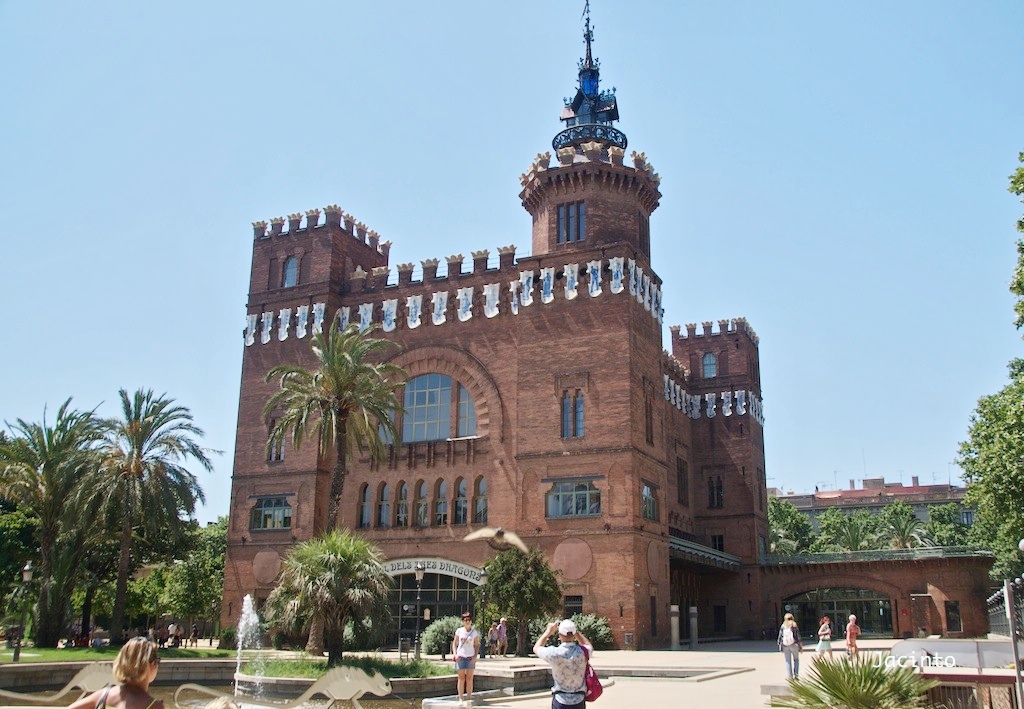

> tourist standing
[815,615,833,658]
[69,637,162,709]
[777,612,802,678]
[487,623,498,656]
[452,612,480,706]
[846,614,861,658]
[533,619,593,709]
[496,617,508,656]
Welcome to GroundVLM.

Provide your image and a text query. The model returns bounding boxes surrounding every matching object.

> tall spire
[553,1,627,152]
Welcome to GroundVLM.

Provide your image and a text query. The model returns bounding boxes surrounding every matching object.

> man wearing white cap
[533,619,594,709]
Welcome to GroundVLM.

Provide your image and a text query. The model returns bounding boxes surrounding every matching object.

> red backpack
[581,646,603,701]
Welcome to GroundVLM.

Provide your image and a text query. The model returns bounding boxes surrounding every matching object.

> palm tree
[831,513,881,552]
[768,526,799,555]
[264,319,404,531]
[0,400,103,647]
[771,654,937,708]
[263,530,392,666]
[883,513,933,549]
[93,389,212,643]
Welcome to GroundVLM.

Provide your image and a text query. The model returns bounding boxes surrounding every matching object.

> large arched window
[250,497,292,530]
[546,481,601,518]
[282,256,299,287]
[377,484,391,528]
[702,353,718,378]
[401,374,477,443]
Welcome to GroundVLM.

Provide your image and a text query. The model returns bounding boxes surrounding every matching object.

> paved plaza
[420,638,901,708]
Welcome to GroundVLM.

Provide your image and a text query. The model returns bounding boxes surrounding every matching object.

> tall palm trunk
[109,505,133,644]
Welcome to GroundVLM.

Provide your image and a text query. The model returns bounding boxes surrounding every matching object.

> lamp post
[414,561,425,660]
[478,568,489,659]
[12,562,33,663]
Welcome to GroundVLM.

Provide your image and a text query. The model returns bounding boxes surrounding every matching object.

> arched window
[473,477,488,524]
[377,484,391,528]
[546,481,601,518]
[453,477,468,524]
[358,484,372,528]
[641,483,658,521]
[434,480,448,526]
[415,481,430,527]
[250,497,292,530]
[401,374,478,442]
[395,482,409,527]
[282,256,299,287]
[702,353,718,378]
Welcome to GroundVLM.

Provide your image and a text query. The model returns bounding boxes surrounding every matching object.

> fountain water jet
[235,594,266,698]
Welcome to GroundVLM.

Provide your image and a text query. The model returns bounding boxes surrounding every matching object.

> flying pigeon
[462,526,529,553]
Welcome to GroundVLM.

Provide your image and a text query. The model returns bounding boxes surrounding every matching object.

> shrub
[420,616,462,655]
[219,626,237,650]
[528,613,614,650]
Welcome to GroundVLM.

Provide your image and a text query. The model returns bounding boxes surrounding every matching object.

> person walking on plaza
[533,619,594,709]
[777,612,802,678]
[69,637,162,709]
[815,615,834,658]
[452,612,480,706]
[497,617,508,656]
[487,622,498,656]
[846,614,861,658]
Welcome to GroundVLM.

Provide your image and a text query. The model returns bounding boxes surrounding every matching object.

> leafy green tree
[0,504,38,610]
[768,497,814,553]
[91,389,213,643]
[771,655,937,708]
[878,500,932,549]
[1008,151,1024,328]
[163,517,227,631]
[0,400,103,647]
[263,530,392,666]
[478,548,562,656]
[924,502,970,547]
[265,320,404,531]
[958,357,1024,579]
[528,613,614,650]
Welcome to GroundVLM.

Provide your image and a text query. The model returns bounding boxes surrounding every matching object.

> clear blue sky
[2,2,1022,522]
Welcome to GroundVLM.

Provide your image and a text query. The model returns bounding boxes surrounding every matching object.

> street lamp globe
[1018,538,1024,554]
[22,561,33,583]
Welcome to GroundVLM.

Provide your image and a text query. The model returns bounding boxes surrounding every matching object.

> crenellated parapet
[661,346,765,425]
[678,317,759,346]
[250,203,389,256]
[519,144,662,214]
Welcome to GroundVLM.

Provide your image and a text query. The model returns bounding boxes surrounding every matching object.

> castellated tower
[221,7,770,648]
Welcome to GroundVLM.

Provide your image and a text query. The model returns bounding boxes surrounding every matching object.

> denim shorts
[456,657,475,670]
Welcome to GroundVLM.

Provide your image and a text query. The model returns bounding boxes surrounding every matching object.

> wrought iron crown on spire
[552,0,627,152]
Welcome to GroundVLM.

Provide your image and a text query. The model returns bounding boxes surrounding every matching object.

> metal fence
[987,578,1024,639]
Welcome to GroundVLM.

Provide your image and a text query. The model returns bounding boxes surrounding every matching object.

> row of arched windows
[358,477,487,529]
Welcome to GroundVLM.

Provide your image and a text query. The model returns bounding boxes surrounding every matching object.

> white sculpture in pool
[0,662,114,705]
[173,666,393,709]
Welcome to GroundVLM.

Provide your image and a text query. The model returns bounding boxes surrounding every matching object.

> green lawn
[248,656,452,679]
[0,646,235,663]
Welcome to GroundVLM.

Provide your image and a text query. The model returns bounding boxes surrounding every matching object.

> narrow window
[644,395,654,445]
[702,353,717,379]
[377,484,391,528]
[710,534,724,552]
[557,204,567,244]
[577,202,585,241]
[473,477,488,524]
[564,595,584,617]
[453,477,468,525]
[561,391,572,438]
[282,256,299,288]
[358,484,372,529]
[650,596,658,637]
[676,458,689,507]
[415,482,429,527]
[641,483,658,521]
[267,419,284,462]
[395,482,409,527]
[716,476,724,508]
[567,203,576,243]
[574,391,585,437]
[945,601,962,632]
[434,480,448,526]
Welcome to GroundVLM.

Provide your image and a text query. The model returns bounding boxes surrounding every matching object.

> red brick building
[221,14,991,646]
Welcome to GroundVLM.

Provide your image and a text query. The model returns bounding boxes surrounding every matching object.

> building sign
[383,557,484,584]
